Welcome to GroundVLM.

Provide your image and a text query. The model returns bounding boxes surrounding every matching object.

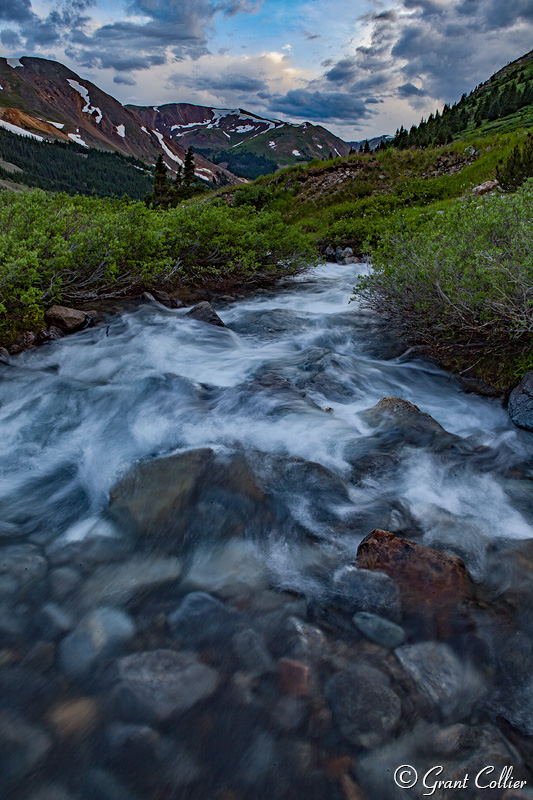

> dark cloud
[325,57,357,84]
[303,30,321,40]
[269,89,372,123]
[87,54,166,71]
[0,0,33,23]
[0,28,22,47]
[113,74,136,85]
[398,82,426,97]
[4,0,261,78]
[324,0,533,115]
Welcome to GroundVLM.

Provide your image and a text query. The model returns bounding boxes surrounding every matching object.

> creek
[0,261,532,799]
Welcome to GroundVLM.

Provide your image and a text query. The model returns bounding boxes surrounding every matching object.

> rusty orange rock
[278,657,311,697]
[355,529,476,635]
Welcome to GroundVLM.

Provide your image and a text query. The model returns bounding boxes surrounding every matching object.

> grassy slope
[226,129,527,249]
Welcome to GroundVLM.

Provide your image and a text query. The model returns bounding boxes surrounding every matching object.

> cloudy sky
[1,0,533,138]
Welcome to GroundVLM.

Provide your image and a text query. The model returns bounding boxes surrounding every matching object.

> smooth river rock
[326,664,402,748]
[59,607,135,678]
[110,649,219,722]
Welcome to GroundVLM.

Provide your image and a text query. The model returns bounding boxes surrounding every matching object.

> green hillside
[391,49,533,149]
[0,126,152,198]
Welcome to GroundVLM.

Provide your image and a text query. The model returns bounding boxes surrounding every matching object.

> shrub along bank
[0,190,314,345]
[353,180,533,388]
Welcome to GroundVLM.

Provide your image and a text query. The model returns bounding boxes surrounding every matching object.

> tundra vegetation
[0,52,532,388]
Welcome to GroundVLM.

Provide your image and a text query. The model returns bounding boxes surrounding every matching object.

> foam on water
[0,261,532,583]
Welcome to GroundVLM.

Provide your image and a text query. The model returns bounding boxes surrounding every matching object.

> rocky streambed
[0,262,532,800]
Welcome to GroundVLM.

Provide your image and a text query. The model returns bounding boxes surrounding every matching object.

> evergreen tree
[497,133,533,190]
[183,147,195,187]
[152,155,171,208]
[363,139,371,153]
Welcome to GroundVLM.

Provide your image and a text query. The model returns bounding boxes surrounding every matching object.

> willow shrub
[0,191,314,332]
[354,180,533,351]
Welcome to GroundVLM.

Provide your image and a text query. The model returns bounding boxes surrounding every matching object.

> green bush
[354,181,533,352]
[0,190,314,339]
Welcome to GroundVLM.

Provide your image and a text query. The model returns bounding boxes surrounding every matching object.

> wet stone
[50,566,82,600]
[331,565,401,621]
[109,649,219,723]
[48,697,100,739]
[270,695,307,731]
[278,657,312,697]
[59,607,135,679]
[186,301,226,327]
[232,628,274,675]
[352,611,406,648]
[395,641,485,718]
[82,769,138,800]
[169,591,242,647]
[80,556,182,608]
[0,543,48,599]
[0,710,52,792]
[0,600,30,637]
[326,664,402,749]
[266,615,327,665]
[27,785,79,800]
[37,602,75,640]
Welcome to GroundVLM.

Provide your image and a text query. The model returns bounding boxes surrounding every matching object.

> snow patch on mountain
[152,130,184,165]
[67,79,103,124]
[68,131,89,147]
[0,119,43,140]
[116,124,126,137]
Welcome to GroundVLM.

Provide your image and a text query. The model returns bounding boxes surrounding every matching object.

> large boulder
[44,305,89,333]
[508,372,533,432]
[108,448,271,550]
[355,529,477,635]
[186,301,225,327]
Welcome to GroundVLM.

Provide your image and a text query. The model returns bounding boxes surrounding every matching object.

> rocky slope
[0,57,241,184]
[128,102,352,167]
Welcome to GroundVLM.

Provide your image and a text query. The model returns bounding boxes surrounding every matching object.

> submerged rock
[169,591,242,647]
[0,544,47,600]
[356,529,476,635]
[110,649,219,723]
[80,556,182,608]
[508,372,533,432]
[395,642,485,718]
[352,611,406,648]
[0,711,52,791]
[331,564,402,621]
[59,607,135,679]
[326,664,402,748]
[362,395,487,460]
[186,301,225,327]
[108,448,273,549]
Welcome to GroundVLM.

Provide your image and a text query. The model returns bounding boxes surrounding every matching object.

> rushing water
[0,261,532,799]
